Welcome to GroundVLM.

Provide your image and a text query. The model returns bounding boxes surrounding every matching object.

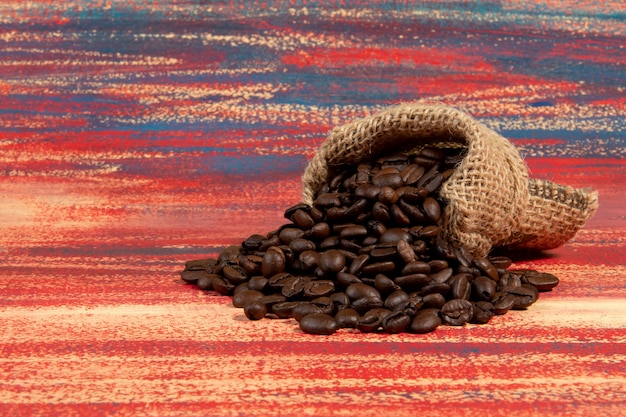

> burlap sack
[301,104,598,258]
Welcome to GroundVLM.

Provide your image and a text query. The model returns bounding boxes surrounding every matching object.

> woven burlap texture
[301,103,598,258]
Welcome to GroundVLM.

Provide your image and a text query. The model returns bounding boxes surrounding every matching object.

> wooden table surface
[1,1,625,416]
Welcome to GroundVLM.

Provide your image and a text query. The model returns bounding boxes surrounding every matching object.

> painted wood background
[1,1,625,416]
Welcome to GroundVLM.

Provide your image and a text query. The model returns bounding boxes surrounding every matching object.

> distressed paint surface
[0,1,625,416]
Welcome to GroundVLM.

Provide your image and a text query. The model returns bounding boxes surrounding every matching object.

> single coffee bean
[232,289,264,308]
[471,301,495,324]
[362,261,395,276]
[491,291,516,315]
[318,249,346,274]
[336,271,362,287]
[281,276,307,298]
[268,272,293,289]
[291,209,315,229]
[369,246,397,262]
[298,250,320,271]
[374,274,398,295]
[184,258,217,271]
[330,292,351,310]
[258,293,287,308]
[197,274,217,291]
[441,299,473,326]
[394,273,429,292]
[498,272,522,291]
[314,193,342,208]
[299,313,339,335]
[429,267,454,284]
[488,256,513,270]
[422,197,441,224]
[384,290,410,311]
[379,228,411,243]
[247,275,268,292]
[239,254,263,276]
[340,225,368,239]
[271,301,305,319]
[222,265,248,284]
[472,276,497,301]
[335,308,360,328]
[348,254,370,276]
[401,261,431,275]
[390,204,411,226]
[372,201,391,223]
[502,284,539,309]
[372,171,403,189]
[449,273,471,300]
[473,258,500,281]
[261,247,286,278]
[212,276,235,295]
[378,186,399,205]
[357,308,392,333]
[518,270,560,292]
[244,302,267,320]
[401,164,425,185]
[355,183,381,200]
[289,238,316,254]
[292,303,324,321]
[180,269,207,284]
[396,199,426,223]
[396,239,416,264]
[382,311,411,334]
[303,280,335,298]
[410,309,442,334]
[311,296,335,315]
[344,198,370,218]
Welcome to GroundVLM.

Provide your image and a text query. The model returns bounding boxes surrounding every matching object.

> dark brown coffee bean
[197,274,217,291]
[336,271,362,287]
[340,225,368,239]
[292,303,323,321]
[401,164,425,185]
[244,301,267,320]
[501,284,539,309]
[303,280,335,298]
[335,308,360,328]
[232,289,264,308]
[394,273,429,291]
[401,261,431,275]
[422,197,441,224]
[212,276,235,295]
[258,234,280,252]
[396,239,416,263]
[498,272,522,291]
[488,256,513,270]
[369,246,397,261]
[281,276,307,298]
[271,301,304,319]
[314,192,342,208]
[258,294,287,307]
[518,270,560,292]
[242,234,267,251]
[348,254,370,276]
[415,225,439,238]
[180,269,207,284]
[396,199,426,223]
[267,272,292,289]
[473,258,500,281]
[441,299,473,326]
[374,274,398,295]
[311,296,335,315]
[378,186,399,205]
[278,227,305,244]
[291,209,315,229]
[419,146,448,161]
[384,290,410,311]
[307,222,331,240]
[299,313,339,335]
[449,273,471,300]
[372,171,403,189]
[261,247,286,278]
[355,184,381,200]
[362,261,395,276]
[471,301,495,324]
[420,282,450,296]
[390,204,411,226]
[344,198,370,218]
[357,308,392,333]
[239,254,263,276]
[382,311,411,334]
[298,250,319,271]
[491,291,516,315]
[288,238,316,254]
[284,203,311,220]
[318,236,340,250]
[472,275,497,301]
[429,267,453,284]
[330,292,350,310]
[365,220,387,237]
[428,259,449,273]
[422,172,443,193]
[222,265,248,284]
[325,206,348,222]
[318,249,346,274]
[410,309,442,334]
[422,293,446,309]
[247,276,268,292]
[379,228,411,243]
[372,201,391,223]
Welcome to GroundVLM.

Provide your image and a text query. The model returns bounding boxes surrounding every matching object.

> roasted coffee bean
[303,280,335,298]
[311,296,335,315]
[372,171,403,189]
[380,228,411,243]
[372,202,391,223]
[421,172,443,193]
[491,291,516,315]
[488,256,513,270]
[271,301,304,319]
[241,234,266,251]
[394,273,430,292]
[390,204,411,226]
[318,236,339,250]
[258,294,287,307]
[378,186,399,206]
[449,273,471,300]
[299,313,339,335]
[420,282,450,297]
[365,220,387,237]
[402,261,431,275]
[501,284,539,309]
[370,245,397,261]
[472,276,497,301]
[247,276,269,292]
[232,289,264,308]
[292,302,323,321]
[498,272,522,290]
[212,276,235,295]
[298,250,320,271]
[335,308,360,328]
[291,209,315,229]
[180,269,207,284]
[222,265,248,284]
[410,309,442,334]
[401,164,425,185]
[340,225,368,239]
[314,193,342,208]
[330,292,350,310]
[268,272,293,289]
[441,299,473,326]
[429,267,453,284]
[362,261,395,276]
[307,222,331,240]
[422,197,441,224]
[281,276,308,298]
[239,254,263,276]
[289,238,316,254]
[471,301,495,324]
[355,183,381,200]
[258,234,280,252]
[261,247,286,278]
[473,258,500,281]
[518,270,560,291]
[284,203,311,220]
[318,249,346,274]
[197,274,217,291]
[384,290,410,311]
[336,271,362,287]
[396,239,417,263]
[344,198,370,218]
[382,311,411,334]
[374,274,398,295]
[357,308,392,333]
[396,199,426,223]
[278,227,305,244]
[244,302,267,320]
[348,254,370,276]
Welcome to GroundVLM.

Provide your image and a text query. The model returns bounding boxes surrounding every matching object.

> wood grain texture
[1,1,625,416]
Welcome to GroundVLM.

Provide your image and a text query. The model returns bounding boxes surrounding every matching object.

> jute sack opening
[301,104,598,258]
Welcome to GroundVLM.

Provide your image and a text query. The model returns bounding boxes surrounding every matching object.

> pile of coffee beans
[181,147,559,335]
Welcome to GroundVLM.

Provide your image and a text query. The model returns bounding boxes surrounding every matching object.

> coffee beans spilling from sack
[181,146,559,335]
